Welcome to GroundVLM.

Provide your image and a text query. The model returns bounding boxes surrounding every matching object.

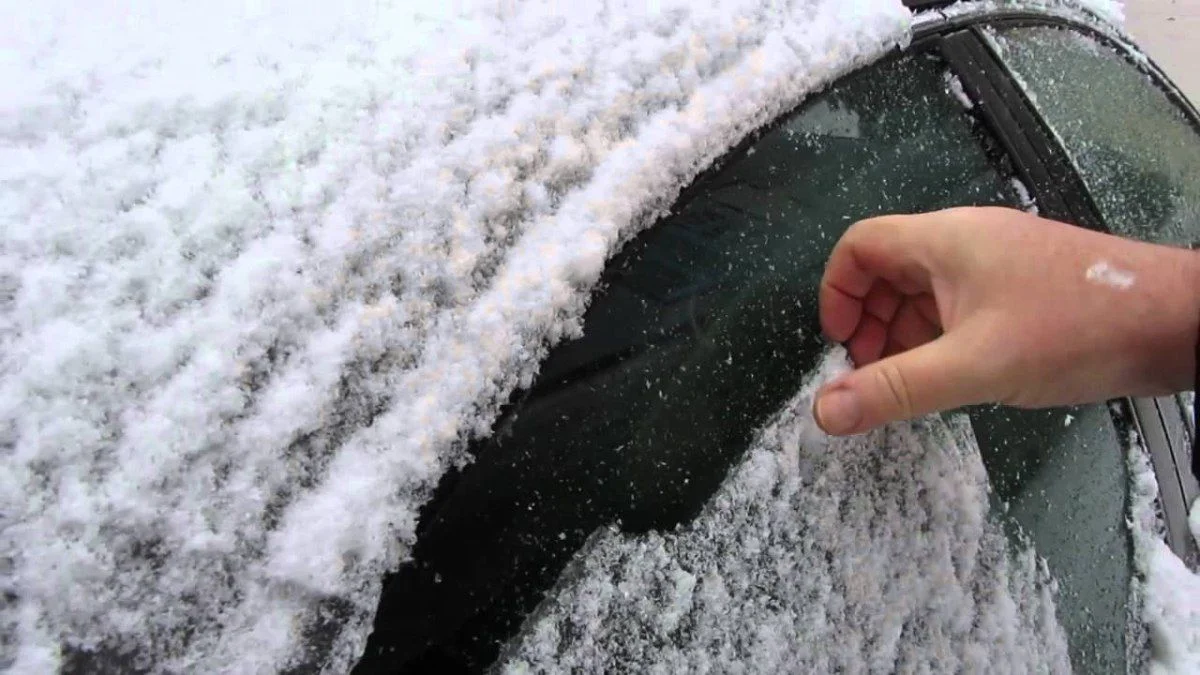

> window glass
[985,25,1200,246]
[355,50,1114,673]
[980,33,1200,668]
[967,403,1130,672]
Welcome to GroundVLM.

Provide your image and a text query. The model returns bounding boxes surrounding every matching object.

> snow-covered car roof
[0,0,1177,673]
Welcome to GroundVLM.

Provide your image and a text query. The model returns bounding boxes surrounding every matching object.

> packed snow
[499,351,1072,673]
[0,0,912,671]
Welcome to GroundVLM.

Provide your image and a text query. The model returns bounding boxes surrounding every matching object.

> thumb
[813,331,988,435]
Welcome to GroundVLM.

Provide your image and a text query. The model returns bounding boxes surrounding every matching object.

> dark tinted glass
[968,403,1132,672]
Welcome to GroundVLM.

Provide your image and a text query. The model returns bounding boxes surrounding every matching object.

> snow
[934,0,1124,25]
[1010,178,1040,215]
[1085,260,1137,290]
[0,0,912,671]
[1079,0,1126,24]
[1192,501,1200,556]
[1127,433,1200,674]
[1182,392,1195,438]
[499,351,1071,673]
[944,71,975,110]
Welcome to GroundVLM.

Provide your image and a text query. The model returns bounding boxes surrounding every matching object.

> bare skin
[813,206,1200,436]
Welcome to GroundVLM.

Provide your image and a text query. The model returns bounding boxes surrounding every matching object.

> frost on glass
[967,403,1132,672]
[983,27,1200,669]
[498,352,1072,673]
[986,26,1200,246]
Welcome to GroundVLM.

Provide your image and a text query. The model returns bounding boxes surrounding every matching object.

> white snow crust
[499,352,1071,674]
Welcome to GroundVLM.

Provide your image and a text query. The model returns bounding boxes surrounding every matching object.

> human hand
[813,206,1200,435]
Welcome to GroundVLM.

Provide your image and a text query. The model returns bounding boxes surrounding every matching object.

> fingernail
[815,388,862,435]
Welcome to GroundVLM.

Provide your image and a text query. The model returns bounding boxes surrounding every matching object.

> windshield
[356,49,1025,672]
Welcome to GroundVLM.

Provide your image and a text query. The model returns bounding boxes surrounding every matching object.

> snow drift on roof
[0,0,911,671]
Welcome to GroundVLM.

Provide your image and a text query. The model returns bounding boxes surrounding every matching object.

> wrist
[1137,245,1200,394]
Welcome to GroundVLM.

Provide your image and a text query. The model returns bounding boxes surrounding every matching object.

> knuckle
[874,363,916,420]
[847,214,899,241]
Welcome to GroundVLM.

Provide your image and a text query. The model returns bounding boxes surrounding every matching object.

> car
[352,1,1200,673]
[6,0,1198,673]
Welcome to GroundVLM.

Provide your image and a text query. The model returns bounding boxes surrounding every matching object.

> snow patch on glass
[1010,178,1040,214]
[944,71,975,110]
[1191,500,1200,547]
[1127,432,1200,674]
[0,0,913,671]
[499,351,1071,673]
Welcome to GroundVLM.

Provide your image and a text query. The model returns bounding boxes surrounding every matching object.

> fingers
[819,215,940,342]
[844,294,942,366]
[819,278,864,344]
[815,210,978,434]
[889,298,941,349]
[863,282,902,324]
[845,313,887,365]
[813,329,987,435]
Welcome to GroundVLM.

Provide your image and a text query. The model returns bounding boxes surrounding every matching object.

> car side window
[359,50,1024,672]
[985,25,1200,245]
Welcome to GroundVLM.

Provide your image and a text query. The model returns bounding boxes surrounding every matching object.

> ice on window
[499,351,1071,672]
[986,22,1200,248]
